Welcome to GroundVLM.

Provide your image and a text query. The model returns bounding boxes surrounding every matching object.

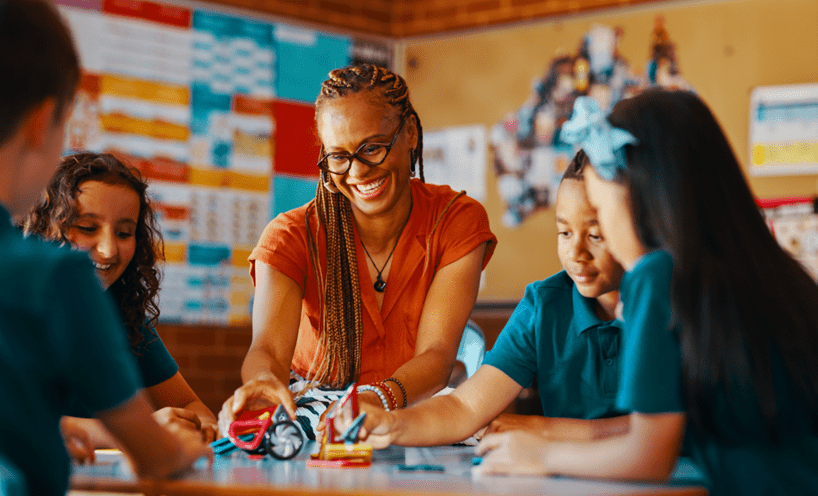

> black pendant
[374,275,386,293]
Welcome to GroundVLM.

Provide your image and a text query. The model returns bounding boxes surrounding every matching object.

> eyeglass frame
[317,116,408,175]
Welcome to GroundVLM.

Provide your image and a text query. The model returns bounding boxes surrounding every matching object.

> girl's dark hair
[305,63,423,388]
[608,89,818,442]
[561,149,590,182]
[21,152,164,349]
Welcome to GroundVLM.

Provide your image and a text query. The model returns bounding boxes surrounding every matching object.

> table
[71,442,708,496]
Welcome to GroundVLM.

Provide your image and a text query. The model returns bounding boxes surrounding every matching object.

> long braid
[305,63,422,388]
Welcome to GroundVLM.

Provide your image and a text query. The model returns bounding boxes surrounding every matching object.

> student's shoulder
[0,235,93,300]
[522,271,575,306]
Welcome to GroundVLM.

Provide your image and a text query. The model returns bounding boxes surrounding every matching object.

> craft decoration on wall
[490,17,691,227]
[58,0,391,325]
[759,197,818,282]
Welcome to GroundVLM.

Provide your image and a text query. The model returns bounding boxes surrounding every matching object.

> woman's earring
[409,150,417,177]
[322,170,340,194]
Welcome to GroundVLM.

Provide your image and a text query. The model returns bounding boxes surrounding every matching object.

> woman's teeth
[94,262,113,270]
[356,177,386,194]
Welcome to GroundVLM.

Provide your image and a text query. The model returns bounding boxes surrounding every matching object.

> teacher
[219,64,496,438]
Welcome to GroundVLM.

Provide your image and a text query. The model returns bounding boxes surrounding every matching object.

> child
[0,1,210,494]
[21,152,218,444]
[476,92,818,495]
[346,150,629,447]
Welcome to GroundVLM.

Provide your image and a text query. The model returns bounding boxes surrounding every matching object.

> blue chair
[456,320,486,378]
[0,452,27,496]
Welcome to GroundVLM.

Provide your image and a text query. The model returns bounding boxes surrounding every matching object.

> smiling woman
[219,63,498,440]
[20,152,218,449]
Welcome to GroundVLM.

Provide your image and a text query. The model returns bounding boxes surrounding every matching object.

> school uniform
[66,322,178,417]
[617,249,818,496]
[483,271,626,419]
[0,206,141,496]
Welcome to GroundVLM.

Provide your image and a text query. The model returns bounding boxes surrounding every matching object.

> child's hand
[479,413,552,438]
[60,417,96,464]
[153,407,202,435]
[165,425,214,477]
[474,431,551,476]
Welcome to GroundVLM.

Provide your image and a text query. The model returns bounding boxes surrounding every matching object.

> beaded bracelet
[383,377,407,408]
[375,382,398,411]
[357,385,391,411]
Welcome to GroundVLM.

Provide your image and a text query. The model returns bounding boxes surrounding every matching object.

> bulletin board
[58,0,392,325]
[401,0,818,301]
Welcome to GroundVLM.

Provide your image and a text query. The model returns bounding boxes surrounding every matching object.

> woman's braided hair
[305,64,424,388]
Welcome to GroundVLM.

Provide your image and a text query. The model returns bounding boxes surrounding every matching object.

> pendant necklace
[360,203,412,293]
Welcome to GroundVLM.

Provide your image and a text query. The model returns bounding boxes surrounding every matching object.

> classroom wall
[400,0,818,301]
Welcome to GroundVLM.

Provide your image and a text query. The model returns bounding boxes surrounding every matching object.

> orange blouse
[249,180,497,384]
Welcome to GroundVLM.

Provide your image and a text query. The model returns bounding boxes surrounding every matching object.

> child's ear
[20,98,59,151]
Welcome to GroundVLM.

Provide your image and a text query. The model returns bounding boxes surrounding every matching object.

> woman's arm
[378,242,489,406]
[218,262,303,434]
[476,411,686,481]
[147,372,218,442]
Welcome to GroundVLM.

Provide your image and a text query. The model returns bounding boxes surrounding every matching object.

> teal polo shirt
[617,250,818,496]
[67,321,179,417]
[483,271,626,419]
[0,206,141,496]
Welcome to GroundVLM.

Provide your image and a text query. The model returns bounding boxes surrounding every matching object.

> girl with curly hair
[22,152,218,447]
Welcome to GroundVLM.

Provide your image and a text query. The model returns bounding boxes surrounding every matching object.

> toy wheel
[264,420,304,460]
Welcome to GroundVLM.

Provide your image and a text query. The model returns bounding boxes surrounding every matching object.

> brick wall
[156,302,516,416]
[205,0,667,38]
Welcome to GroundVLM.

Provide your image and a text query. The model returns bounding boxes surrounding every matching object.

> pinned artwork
[490,17,691,227]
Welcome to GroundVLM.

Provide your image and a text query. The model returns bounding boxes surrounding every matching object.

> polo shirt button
[606,359,614,366]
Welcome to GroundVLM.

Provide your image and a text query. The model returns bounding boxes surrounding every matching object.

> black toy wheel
[263,420,304,460]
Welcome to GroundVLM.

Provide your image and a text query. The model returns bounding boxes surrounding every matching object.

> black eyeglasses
[318,117,407,175]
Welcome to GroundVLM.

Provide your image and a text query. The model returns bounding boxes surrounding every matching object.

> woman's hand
[475,431,551,476]
[217,375,296,438]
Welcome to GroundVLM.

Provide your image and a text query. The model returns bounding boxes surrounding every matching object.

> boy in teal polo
[350,150,631,447]
[0,1,210,494]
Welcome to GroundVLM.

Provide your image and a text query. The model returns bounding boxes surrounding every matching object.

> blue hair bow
[561,97,637,180]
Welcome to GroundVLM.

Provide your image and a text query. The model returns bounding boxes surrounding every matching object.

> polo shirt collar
[0,205,13,234]
[572,283,614,335]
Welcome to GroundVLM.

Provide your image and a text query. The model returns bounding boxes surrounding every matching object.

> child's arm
[356,365,523,448]
[481,413,630,442]
[147,372,218,442]
[97,391,212,478]
[476,411,685,481]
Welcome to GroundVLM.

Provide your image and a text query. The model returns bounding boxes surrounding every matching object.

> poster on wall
[759,196,818,281]
[749,83,818,176]
[423,125,487,202]
[490,16,691,227]
[58,0,392,326]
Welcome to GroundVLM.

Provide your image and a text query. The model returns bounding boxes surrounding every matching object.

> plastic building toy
[224,404,304,460]
[307,384,373,468]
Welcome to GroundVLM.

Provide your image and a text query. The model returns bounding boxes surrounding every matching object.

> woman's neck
[353,188,413,254]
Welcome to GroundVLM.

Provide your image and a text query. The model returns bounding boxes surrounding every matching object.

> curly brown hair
[21,152,164,349]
